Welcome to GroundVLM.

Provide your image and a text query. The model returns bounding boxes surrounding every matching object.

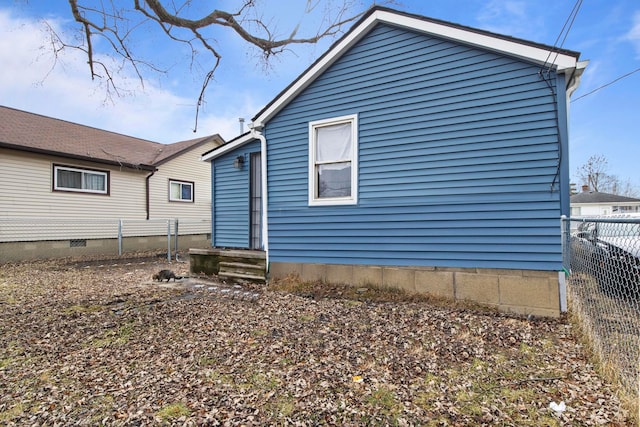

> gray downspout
[250,125,269,272]
[145,170,157,220]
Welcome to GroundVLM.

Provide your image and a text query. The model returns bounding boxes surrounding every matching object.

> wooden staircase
[218,261,266,283]
[190,248,267,283]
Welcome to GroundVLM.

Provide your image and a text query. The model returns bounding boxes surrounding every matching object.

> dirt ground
[0,254,634,426]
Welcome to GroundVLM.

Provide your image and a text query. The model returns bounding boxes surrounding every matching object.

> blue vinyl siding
[264,23,566,270]
[212,140,261,248]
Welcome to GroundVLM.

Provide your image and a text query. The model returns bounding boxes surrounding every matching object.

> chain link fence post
[118,219,123,256]
[166,220,172,262]
[174,218,179,260]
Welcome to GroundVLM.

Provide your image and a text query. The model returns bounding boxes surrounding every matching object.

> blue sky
[1,1,639,188]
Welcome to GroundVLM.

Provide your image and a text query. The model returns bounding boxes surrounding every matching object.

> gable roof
[571,191,640,204]
[0,105,224,170]
[251,6,585,127]
[202,6,587,163]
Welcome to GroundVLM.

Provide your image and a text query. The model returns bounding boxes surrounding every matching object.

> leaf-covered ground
[0,255,633,426]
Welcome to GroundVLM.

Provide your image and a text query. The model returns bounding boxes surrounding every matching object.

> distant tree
[615,178,640,198]
[575,154,639,197]
[575,155,614,192]
[45,0,386,129]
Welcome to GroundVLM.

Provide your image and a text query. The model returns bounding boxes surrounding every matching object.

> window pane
[318,162,351,198]
[316,122,351,162]
[83,172,105,191]
[170,182,181,199]
[181,184,192,200]
[58,169,82,189]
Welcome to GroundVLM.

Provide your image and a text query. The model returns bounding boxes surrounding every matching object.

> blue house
[201,7,586,317]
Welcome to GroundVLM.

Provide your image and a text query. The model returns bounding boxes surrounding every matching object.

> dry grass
[0,256,635,425]
[566,273,640,425]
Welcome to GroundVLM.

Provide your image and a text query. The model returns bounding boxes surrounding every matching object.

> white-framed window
[169,179,194,202]
[53,164,108,194]
[308,114,358,206]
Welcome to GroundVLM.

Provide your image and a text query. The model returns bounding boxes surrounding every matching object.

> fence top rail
[567,216,640,224]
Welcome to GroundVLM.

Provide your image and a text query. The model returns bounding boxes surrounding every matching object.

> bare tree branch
[576,154,619,194]
[54,0,377,130]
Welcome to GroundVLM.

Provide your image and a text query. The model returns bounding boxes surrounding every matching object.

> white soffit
[254,9,579,125]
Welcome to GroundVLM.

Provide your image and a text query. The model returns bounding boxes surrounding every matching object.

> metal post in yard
[559,215,568,312]
[118,219,123,256]
[174,218,179,260]
[167,220,171,262]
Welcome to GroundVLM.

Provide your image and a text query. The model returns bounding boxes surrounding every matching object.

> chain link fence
[0,218,211,262]
[562,215,640,413]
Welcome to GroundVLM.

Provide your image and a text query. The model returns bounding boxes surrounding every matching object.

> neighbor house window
[308,114,358,206]
[169,179,194,202]
[53,164,108,194]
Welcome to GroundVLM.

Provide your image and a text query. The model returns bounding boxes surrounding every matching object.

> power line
[542,0,583,191]
[541,0,583,72]
[571,67,640,102]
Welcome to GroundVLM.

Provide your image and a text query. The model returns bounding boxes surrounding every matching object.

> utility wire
[541,0,583,72]
[539,0,583,192]
[571,67,640,102]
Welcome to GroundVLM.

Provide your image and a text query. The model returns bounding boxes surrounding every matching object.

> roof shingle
[0,106,223,169]
[571,191,640,203]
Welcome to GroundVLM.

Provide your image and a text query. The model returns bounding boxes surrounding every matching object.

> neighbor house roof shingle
[570,191,640,204]
[0,105,223,170]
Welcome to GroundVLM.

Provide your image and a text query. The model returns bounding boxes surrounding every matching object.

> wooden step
[217,271,266,282]
[219,261,264,271]
[218,261,266,283]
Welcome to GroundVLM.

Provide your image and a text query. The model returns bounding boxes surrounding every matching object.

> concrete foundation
[0,234,210,262]
[269,262,562,318]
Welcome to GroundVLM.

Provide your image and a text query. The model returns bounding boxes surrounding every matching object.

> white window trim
[53,164,108,194]
[308,114,358,206]
[169,179,194,202]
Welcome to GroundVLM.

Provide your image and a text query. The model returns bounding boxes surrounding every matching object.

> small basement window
[69,239,87,247]
[308,114,358,206]
[169,179,194,202]
[53,164,108,194]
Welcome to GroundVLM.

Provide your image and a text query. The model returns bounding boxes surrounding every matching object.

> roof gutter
[0,142,157,171]
[249,124,269,272]
[566,60,589,98]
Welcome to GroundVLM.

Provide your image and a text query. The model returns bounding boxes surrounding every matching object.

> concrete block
[415,270,455,299]
[301,263,326,282]
[437,266,476,273]
[325,264,354,285]
[353,265,383,287]
[382,267,415,293]
[269,262,302,280]
[522,270,558,278]
[480,268,523,276]
[499,275,559,310]
[455,272,500,304]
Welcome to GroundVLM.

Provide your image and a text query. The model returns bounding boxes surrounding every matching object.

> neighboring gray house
[201,7,586,317]
[571,185,640,216]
